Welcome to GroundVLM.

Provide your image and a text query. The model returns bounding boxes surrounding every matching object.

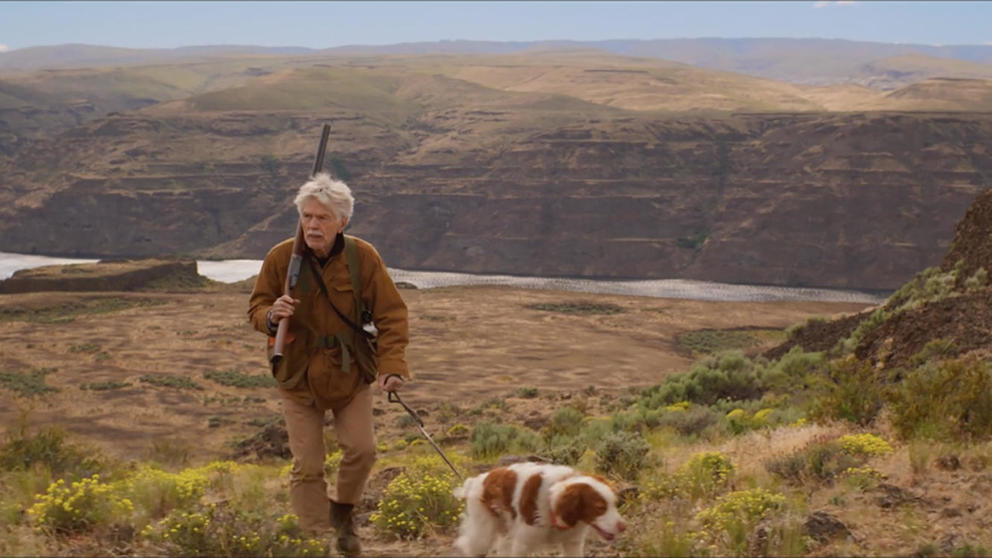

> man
[248,172,409,555]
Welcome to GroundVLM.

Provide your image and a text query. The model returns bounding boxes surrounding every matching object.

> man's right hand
[269,295,300,324]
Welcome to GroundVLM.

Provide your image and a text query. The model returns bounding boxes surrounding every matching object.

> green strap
[337,333,351,373]
[344,236,366,317]
[309,334,352,373]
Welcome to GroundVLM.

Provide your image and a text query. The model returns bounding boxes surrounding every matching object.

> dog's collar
[550,512,570,531]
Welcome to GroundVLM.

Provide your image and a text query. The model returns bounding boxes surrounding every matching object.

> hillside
[767,187,992,368]
[3,51,992,290]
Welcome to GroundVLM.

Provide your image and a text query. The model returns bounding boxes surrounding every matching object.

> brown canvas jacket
[248,234,409,409]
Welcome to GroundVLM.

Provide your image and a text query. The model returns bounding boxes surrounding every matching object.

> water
[0,251,886,304]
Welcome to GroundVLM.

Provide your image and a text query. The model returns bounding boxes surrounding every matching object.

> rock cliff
[2,109,991,290]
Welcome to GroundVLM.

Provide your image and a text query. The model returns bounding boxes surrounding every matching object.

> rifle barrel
[270,123,332,371]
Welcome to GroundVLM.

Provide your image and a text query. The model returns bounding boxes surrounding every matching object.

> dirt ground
[0,285,870,464]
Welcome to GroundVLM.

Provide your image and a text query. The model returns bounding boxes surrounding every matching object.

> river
[0,251,886,304]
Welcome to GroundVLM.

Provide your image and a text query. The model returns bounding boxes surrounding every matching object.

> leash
[388,391,463,481]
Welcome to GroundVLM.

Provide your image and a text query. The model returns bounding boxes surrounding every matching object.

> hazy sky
[1,1,990,53]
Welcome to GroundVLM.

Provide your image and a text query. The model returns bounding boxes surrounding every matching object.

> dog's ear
[555,484,583,528]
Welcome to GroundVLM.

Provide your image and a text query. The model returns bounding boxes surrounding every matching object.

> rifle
[271,123,331,373]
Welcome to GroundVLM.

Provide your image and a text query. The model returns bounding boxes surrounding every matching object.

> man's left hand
[379,374,404,393]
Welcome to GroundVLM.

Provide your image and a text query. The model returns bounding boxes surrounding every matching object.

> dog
[453,462,626,556]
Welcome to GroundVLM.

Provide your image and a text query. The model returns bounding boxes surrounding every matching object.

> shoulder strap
[345,236,374,326]
[304,253,372,339]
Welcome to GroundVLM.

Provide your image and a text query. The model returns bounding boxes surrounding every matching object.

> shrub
[80,381,131,391]
[370,458,462,540]
[841,466,884,490]
[656,405,720,438]
[808,357,883,426]
[908,338,959,367]
[139,374,203,390]
[0,367,59,397]
[0,426,102,479]
[888,358,992,440]
[764,434,882,485]
[695,488,787,556]
[203,369,276,388]
[446,424,469,438]
[964,267,988,292]
[28,475,134,535]
[514,386,539,398]
[835,433,893,458]
[469,422,541,459]
[595,431,650,481]
[886,265,960,314]
[835,307,889,354]
[544,407,586,440]
[526,301,625,315]
[759,347,825,392]
[116,465,211,524]
[676,451,735,500]
[639,352,764,409]
[677,329,761,356]
[542,439,584,466]
[142,502,328,557]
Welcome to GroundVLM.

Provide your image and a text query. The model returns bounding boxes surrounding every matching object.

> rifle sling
[304,252,374,340]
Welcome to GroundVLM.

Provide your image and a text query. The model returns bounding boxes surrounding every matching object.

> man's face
[300,198,346,257]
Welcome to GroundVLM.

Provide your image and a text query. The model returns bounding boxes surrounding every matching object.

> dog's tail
[453,472,482,500]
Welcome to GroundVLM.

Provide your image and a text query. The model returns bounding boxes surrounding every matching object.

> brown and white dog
[453,462,626,556]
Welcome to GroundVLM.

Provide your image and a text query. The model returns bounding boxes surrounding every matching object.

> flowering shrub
[695,488,786,553]
[677,451,735,500]
[27,475,134,535]
[837,433,893,458]
[149,509,213,555]
[842,466,885,490]
[370,456,463,540]
[665,401,691,412]
[117,465,210,521]
[142,503,328,557]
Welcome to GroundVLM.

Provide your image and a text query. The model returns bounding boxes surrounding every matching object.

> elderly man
[248,172,409,555]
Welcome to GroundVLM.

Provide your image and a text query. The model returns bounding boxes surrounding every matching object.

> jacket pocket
[312,344,363,404]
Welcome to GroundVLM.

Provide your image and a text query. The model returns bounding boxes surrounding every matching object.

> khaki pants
[281,385,377,532]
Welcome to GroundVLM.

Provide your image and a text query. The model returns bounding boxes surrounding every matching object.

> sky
[0,1,990,53]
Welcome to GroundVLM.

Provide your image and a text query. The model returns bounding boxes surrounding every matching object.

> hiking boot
[330,501,361,556]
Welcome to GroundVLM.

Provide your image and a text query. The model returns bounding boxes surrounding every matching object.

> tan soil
[0,286,867,462]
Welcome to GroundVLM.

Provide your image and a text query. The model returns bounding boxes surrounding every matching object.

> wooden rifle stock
[271,123,332,372]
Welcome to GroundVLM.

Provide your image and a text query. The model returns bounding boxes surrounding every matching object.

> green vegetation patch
[80,381,131,391]
[0,297,166,324]
[677,328,784,355]
[526,300,625,315]
[203,369,277,389]
[0,367,59,397]
[0,426,102,478]
[139,374,203,390]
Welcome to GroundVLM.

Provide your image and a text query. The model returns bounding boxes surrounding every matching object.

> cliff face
[2,110,991,290]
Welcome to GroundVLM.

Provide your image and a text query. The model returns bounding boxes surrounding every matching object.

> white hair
[294,173,354,222]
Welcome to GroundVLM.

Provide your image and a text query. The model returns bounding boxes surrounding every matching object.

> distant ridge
[0,43,317,70]
[3,38,992,87]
